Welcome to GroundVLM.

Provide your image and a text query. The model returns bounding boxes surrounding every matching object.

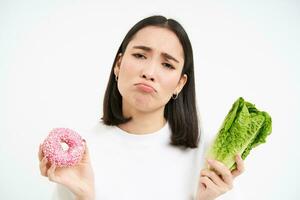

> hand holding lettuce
[206,97,272,171]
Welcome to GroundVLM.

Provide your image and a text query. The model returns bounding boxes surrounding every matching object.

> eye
[132,53,146,59]
[162,63,175,69]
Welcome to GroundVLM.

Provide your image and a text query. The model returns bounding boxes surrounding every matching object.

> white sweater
[52,121,235,200]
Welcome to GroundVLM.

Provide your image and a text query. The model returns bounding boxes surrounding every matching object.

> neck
[118,100,167,135]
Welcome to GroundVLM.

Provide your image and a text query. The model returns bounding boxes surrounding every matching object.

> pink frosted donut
[42,128,85,167]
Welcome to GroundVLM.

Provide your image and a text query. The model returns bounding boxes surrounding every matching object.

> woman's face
[114,25,187,113]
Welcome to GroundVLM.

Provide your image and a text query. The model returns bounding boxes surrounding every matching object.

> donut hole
[60,142,69,151]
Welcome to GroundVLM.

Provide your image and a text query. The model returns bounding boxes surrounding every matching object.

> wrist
[75,196,94,200]
[75,190,95,200]
[73,182,95,200]
[75,194,95,200]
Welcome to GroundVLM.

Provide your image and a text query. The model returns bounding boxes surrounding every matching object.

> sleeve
[51,184,75,200]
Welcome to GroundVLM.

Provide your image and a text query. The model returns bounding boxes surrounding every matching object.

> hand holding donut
[196,154,245,200]
[38,128,95,200]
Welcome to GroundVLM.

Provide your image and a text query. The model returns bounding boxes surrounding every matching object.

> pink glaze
[42,128,85,167]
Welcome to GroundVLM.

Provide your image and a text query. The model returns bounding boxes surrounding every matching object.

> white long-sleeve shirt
[52,121,236,200]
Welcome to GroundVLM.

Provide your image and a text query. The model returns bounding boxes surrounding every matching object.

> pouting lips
[135,83,155,93]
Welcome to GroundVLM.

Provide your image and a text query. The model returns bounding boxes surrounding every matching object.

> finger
[81,139,90,162]
[47,164,58,182]
[83,139,89,155]
[207,159,233,186]
[201,169,228,189]
[39,157,48,177]
[199,176,219,192]
[232,154,245,178]
[38,144,44,161]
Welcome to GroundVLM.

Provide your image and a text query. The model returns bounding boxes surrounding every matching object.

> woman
[38,15,244,200]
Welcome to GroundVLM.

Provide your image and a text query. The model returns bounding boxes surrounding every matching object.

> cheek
[159,74,180,94]
[117,58,139,93]
[120,58,139,78]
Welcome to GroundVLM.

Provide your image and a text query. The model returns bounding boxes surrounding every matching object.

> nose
[142,74,154,81]
[141,62,156,81]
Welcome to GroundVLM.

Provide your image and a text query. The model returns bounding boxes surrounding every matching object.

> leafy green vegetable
[207,97,272,170]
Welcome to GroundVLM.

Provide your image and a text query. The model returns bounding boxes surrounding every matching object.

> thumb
[81,139,90,163]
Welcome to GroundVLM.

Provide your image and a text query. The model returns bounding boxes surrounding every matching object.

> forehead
[127,26,184,61]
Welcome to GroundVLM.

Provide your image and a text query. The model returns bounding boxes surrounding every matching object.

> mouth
[134,83,156,93]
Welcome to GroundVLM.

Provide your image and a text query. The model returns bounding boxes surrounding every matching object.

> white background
[1,0,299,199]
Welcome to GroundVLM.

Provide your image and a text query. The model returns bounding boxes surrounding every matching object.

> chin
[123,91,165,112]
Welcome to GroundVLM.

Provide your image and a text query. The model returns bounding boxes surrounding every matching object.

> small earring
[115,75,118,82]
[172,93,178,100]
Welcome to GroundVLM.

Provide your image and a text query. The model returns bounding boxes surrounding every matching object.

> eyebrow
[132,45,180,63]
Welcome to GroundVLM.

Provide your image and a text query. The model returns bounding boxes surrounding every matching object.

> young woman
[38,15,244,200]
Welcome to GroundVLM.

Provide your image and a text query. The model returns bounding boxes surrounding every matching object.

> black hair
[101,15,200,149]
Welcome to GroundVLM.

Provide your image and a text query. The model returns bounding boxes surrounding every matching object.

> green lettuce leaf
[207,97,272,170]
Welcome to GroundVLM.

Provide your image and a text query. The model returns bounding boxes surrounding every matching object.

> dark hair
[101,15,200,149]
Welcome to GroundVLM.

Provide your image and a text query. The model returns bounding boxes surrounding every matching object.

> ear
[114,53,123,76]
[175,74,188,94]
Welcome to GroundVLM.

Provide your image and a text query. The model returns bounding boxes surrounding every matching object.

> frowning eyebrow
[132,45,180,63]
